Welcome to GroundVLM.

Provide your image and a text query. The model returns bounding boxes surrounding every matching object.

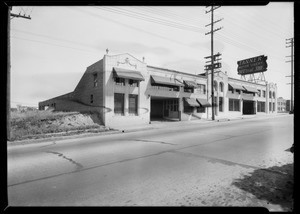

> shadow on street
[232,163,293,211]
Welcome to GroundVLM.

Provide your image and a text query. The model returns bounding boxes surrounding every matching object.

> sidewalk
[8,113,291,146]
[116,113,290,133]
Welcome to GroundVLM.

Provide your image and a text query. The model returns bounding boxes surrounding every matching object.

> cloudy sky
[10,3,294,108]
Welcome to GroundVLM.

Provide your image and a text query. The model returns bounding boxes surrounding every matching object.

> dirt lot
[10,110,111,141]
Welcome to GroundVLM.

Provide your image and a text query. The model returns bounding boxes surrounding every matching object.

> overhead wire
[11,36,100,54]
[96,6,287,60]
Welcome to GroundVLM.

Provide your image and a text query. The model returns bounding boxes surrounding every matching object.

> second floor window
[184,87,194,93]
[258,90,261,97]
[93,73,98,87]
[129,79,139,87]
[115,77,125,86]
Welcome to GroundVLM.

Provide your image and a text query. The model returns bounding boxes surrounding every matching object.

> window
[129,79,139,87]
[184,87,194,93]
[115,77,125,86]
[236,89,241,94]
[219,97,223,112]
[184,105,194,113]
[257,101,265,112]
[263,90,266,98]
[273,92,276,99]
[228,84,234,93]
[258,90,261,97]
[219,82,224,92]
[129,94,138,115]
[273,102,275,111]
[269,102,272,111]
[197,107,205,113]
[213,81,218,92]
[198,84,206,94]
[229,99,240,111]
[114,93,124,115]
[93,73,98,87]
[90,94,93,104]
[269,91,272,98]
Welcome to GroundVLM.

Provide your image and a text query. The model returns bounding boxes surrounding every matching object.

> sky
[10,3,294,108]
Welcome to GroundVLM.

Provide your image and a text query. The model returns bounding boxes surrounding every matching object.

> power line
[11,36,100,54]
[95,6,204,33]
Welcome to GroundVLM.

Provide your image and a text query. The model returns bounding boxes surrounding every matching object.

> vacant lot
[10,110,109,141]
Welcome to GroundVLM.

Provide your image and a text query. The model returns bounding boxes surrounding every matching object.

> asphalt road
[7,114,293,210]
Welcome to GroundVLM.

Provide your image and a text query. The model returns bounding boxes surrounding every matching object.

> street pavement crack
[45,151,83,170]
[130,139,176,145]
[169,150,260,170]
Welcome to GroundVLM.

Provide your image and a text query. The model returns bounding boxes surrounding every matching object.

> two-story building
[39,53,277,129]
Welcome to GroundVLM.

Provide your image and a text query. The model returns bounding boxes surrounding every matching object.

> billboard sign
[237,55,267,75]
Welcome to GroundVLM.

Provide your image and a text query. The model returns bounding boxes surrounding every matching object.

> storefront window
[219,97,223,112]
[197,107,205,113]
[257,101,265,112]
[129,94,138,115]
[114,93,124,115]
[229,99,240,111]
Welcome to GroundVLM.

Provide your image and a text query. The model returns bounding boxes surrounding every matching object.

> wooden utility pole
[7,6,31,141]
[286,38,294,113]
[205,5,222,120]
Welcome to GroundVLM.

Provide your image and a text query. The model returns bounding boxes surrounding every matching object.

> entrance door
[243,100,256,115]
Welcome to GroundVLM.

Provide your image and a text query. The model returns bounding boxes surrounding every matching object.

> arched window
[213,81,218,92]
[219,82,224,92]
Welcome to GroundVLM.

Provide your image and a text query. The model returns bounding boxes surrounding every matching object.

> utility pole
[286,38,294,113]
[7,6,31,141]
[205,5,223,120]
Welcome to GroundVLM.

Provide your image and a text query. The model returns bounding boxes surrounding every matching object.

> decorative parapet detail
[117,57,137,69]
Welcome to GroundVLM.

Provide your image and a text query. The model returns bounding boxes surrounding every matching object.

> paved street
[7,114,293,210]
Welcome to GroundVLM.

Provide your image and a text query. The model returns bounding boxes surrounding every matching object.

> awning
[151,75,184,86]
[196,98,212,107]
[113,67,145,81]
[184,80,198,88]
[242,85,259,93]
[228,83,244,90]
[184,98,200,107]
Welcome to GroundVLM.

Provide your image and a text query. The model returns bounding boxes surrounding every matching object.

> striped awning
[151,75,184,86]
[113,67,145,81]
[228,83,244,90]
[196,98,212,107]
[242,85,259,93]
[184,80,198,88]
[184,98,200,107]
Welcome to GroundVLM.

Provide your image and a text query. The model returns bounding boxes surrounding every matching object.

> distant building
[277,97,287,112]
[286,100,291,112]
[39,53,278,129]
[16,105,38,112]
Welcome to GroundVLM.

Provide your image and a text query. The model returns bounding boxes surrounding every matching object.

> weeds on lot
[10,110,102,141]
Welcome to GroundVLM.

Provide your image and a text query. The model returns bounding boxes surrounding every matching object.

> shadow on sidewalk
[232,163,293,211]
